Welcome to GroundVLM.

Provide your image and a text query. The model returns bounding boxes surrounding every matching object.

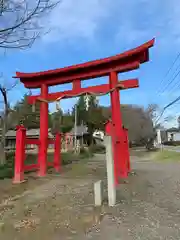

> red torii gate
[14,38,154,184]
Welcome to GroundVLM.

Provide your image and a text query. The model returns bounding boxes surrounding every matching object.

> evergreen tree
[51,109,74,134]
[13,94,41,129]
[72,95,87,125]
[73,95,106,144]
[51,109,63,133]
[9,94,52,129]
[61,112,74,133]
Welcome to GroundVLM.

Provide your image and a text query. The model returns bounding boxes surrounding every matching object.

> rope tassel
[56,101,60,111]
[32,103,36,113]
[36,83,124,105]
[85,93,90,111]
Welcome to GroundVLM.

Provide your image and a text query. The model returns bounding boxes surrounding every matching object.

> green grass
[89,144,105,154]
[65,163,88,177]
[153,150,180,162]
[0,150,94,180]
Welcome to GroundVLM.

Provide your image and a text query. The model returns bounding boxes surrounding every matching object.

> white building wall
[156,129,161,144]
[173,133,180,141]
[93,130,104,140]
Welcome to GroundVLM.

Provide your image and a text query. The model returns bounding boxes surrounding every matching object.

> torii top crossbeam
[15,39,155,89]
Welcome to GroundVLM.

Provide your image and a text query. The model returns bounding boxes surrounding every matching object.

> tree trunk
[0,87,8,165]
[0,118,6,165]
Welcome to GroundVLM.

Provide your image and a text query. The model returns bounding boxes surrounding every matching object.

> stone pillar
[105,136,116,206]
[94,180,103,206]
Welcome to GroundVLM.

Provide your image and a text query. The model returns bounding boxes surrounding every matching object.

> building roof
[166,127,179,133]
[69,125,88,136]
[5,128,53,138]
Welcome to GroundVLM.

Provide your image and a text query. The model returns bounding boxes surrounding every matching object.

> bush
[89,144,105,154]
[0,153,15,179]
[61,152,78,165]
[79,147,93,159]
[80,147,87,154]
[163,141,180,146]
[0,150,92,180]
[153,150,180,162]
[0,165,14,179]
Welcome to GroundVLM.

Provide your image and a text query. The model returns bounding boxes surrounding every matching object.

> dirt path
[0,155,107,240]
[0,152,180,239]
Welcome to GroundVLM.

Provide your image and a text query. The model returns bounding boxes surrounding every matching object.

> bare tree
[146,104,159,122]
[121,104,155,145]
[0,0,60,49]
[0,76,18,164]
[0,0,60,164]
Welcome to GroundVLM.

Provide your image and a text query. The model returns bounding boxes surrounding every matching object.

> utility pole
[82,120,84,145]
[74,104,77,152]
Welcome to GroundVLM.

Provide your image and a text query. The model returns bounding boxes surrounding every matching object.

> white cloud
[162,108,179,128]
[49,98,78,113]
[43,0,111,43]
[39,0,180,48]
[115,0,180,47]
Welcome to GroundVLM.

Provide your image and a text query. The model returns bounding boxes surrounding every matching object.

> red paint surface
[14,39,154,88]
[25,139,40,145]
[105,120,112,136]
[54,133,61,172]
[48,139,55,144]
[110,72,126,183]
[27,79,139,104]
[47,162,54,167]
[24,164,39,171]
[124,128,131,172]
[13,126,26,183]
[38,84,48,177]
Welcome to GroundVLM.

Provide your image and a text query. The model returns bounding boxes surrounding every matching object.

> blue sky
[1,0,180,127]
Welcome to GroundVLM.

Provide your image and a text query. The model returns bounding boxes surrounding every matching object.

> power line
[154,53,180,125]
[151,52,180,128]
[164,74,180,97]
[158,64,180,96]
[156,52,180,95]
[155,95,180,125]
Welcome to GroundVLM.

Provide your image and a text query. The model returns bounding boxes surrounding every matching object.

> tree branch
[0,0,61,49]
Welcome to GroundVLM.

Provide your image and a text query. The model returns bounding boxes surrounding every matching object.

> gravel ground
[0,152,180,239]
[87,156,180,240]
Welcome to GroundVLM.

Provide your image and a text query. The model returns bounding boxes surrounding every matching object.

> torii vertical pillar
[110,72,127,184]
[13,125,26,183]
[38,84,48,177]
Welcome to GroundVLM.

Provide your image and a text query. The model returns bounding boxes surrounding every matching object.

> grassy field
[0,149,94,180]
[152,149,180,162]
[130,147,180,162]
[130,148,154,157]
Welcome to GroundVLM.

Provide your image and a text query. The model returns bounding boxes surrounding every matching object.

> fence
[13,125,61,183]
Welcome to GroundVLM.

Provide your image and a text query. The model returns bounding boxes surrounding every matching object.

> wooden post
[54,133,61,172]
[13,125,26,184]
[38,84,48,177]
[65,133,69,152]
[105,136,116,206]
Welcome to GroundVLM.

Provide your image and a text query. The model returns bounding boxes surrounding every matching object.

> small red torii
[13,38,154,184]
